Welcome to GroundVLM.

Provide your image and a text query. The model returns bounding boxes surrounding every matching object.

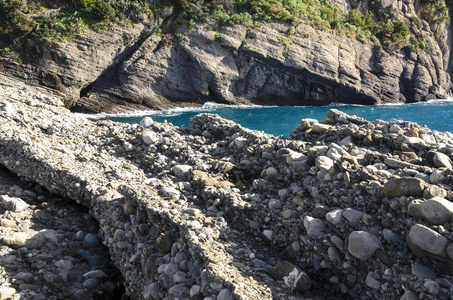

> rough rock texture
[4,77,453,299]
[1,2,453,112]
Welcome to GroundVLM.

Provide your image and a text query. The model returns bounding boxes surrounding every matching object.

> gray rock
[189,285,201,297]
[424,280,440,295]
[384,177,425,198]
[347,231,381,260]
[400,290,418,300]
[430,169,447,184]
[168,283,190,297]
[342,208,365,226]
[303,216,326,239]
[83,233,100,247]
[390,124,402,133]
[447,243,453,260]
[411,262,436,280]
[41,229,58,244]
[160,187,180,198]
[173,271,188,283]
[365,272,380,289]
[172,165,192,177]
[327,246,341,262]
[423,185,447,199]
[83,278,98,288]
[266,167,279,179]
[408,197,453,225]
[164,263,180,276]
[433,152,452,169]
[339,136,354,147]
[268,198,282,210]
[408,224,449,260]
[217,288,233,300]
[331,235,345,252]
[143,281,160,300]
[55,259,73,270]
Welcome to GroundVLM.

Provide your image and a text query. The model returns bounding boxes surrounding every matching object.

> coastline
[2,79,453,299]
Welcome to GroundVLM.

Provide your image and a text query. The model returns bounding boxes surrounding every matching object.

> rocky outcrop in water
[3,77,453,299]
[1,1,453,112]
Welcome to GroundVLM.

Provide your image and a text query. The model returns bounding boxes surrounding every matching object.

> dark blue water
[84,101,453,137]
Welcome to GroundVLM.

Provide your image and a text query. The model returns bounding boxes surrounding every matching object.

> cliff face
[1,1,452,112]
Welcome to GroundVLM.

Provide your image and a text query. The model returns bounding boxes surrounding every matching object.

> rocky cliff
[1,0,453,112]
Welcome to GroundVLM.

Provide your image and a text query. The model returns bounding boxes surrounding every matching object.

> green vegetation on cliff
[0,0,450,54]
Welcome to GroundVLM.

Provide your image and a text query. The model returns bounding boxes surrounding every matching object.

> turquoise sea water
[84,100,453,137]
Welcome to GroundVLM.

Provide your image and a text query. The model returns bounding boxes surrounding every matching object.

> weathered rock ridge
[4,76,453,299]
[1,1,453,113]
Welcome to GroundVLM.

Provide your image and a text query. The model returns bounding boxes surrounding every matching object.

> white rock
[172,165,192,177]
[326,208,344,225]
[234,137,248,148]
[0,195,29,212]
[390,124,402,133]
[327,148,342,161]
[142,131,158,144]
[140,117,154,127]
[311,122,332,133]
[316,156,334,171]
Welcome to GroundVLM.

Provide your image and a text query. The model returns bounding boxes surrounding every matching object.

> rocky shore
[2,79,453,299]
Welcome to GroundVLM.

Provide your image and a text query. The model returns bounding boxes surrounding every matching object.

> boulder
[347,231,381,260]
[408,197,453,225]
[407,224,449,260]
[384,177,425,198]
[433,152,452,169]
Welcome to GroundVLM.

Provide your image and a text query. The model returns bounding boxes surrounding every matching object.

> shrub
[347,8,365,28]
[92,0,115,20]
[392,19,409,44]
[72,0,94,8]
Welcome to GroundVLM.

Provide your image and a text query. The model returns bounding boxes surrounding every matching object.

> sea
[80,100,453,138]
